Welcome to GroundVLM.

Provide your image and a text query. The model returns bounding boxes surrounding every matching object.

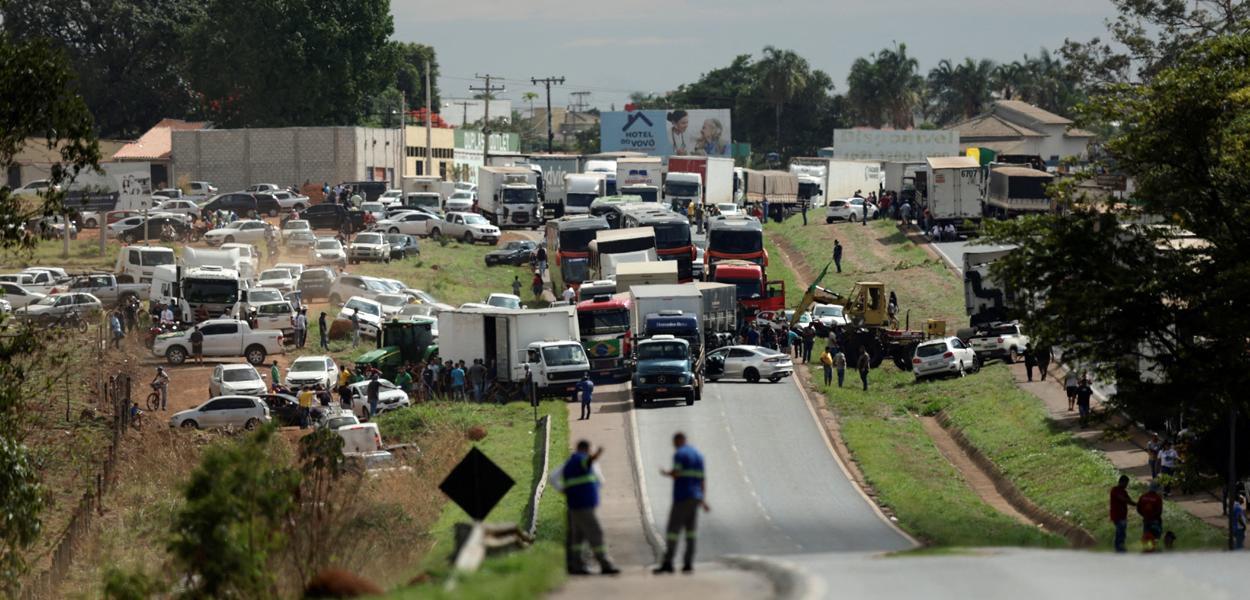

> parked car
[912,336,980,381]
[374,293,410,317]
[811,303,849,329]
[327,274,388,306]
[968,322,1030,363]
[257,393,307,427]
[0,282,44,309]
[298,267,336,299]
[446,191,474,212]
[302,203,365,233]
[250,300,296,337]
[715,203,740,216]
[345,379,410,418]
[281,219,312,240]
[201,192,282,218]
[382,233,418,260]
[338,296,383,338]
[274,262,304,278]
[285,355,340,389]
[13,179,53,197]
[320,411,360,431]
[484,240,537,266]
[186,181,217,200]
[485,293,521,310]
[203,219,270,245]
[14,292,103,325]
[257,268,298,294]
[170,396,270,430]
[348,232,391,264]
[431,211,500,245]
[825,197,878,223]
[209,363,267,397]
[375,210,439,237]
[113,215,192,243]
[237,287,285,315]
[271,190,310,210]
[54,273,148,307]
[285,229,316,250]
[703,345,794,383]
[359,201,387,223]
[152,319,285,366]
[310,238,348,267]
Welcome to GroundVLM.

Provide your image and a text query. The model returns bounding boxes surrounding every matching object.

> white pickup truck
[152,318,285,366]
[967,321,1030,363]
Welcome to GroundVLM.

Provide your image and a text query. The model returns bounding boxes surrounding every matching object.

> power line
[469,73,506,161]
[530,76,565,153]
[451,101,474,127]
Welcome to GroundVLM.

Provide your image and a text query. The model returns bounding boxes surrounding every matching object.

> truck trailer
[985,166,1053,218]
[666,156,734,211]
[616,157,663,203]
[563,173,608,216]
[520,154,582,219]
[923,156,985,230]
[436,306,590,398]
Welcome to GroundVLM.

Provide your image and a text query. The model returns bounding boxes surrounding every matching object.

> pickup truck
[430,211,500,245]
[631,335,702,407]
[56,273,149,307]
[967,321,1030,363]
[152,318,285,366]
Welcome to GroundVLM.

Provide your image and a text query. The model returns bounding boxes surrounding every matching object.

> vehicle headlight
[677,375,688,384]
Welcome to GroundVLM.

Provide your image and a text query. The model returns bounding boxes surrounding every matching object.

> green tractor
[355,316,438,381]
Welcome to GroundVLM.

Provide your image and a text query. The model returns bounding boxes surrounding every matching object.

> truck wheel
[430,228,441,238]
[744,367,760,383]
[244,344,267,366]
[685,392,695,406]
[166,346,187,365]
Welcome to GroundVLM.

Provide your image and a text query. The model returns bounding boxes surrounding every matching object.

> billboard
[600,109,732,157]
[832,129,958,162]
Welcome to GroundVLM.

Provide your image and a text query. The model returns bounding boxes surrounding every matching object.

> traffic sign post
[439,447,516,522]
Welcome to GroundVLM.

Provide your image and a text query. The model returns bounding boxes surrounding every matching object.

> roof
[13,137,128,165]
[926,156,980,170]
[962,140,1030,155]
[992,166,1053,178]
[707,216,762,232]
[112,119,207,161]
[952,113,1043,139]
[550,215,609,230]
[595,226,655,244]
[1064,127,1097,138]
[993,100,1073,125]
[614,261,677,276]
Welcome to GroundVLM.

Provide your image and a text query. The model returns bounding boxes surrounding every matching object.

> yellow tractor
[791,279,934,370]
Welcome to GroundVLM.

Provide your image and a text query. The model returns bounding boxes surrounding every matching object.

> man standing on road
[562,284,576,304]
[293,308,308,349]
[575,373,594,420]
[832,240,843,273]
[655,432,708,575]
[1137,482,1164,552]
[551,440,619,576]
[512,276,522,298]
[318,311,329,351]
[857,348,871,391]
[1036,345,1051,380]
[1109,475,1136,553]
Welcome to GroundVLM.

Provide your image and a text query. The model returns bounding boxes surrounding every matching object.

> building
[453,130,520,184]
[953,100,1095,166]
[403,125,456,180]
[6,138,127,188]
[172,126,402,192]
[112,119,207,188]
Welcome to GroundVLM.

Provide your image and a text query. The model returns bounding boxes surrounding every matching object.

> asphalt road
[634,378,912,559]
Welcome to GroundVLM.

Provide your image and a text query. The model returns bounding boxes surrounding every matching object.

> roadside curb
[722,554,825,600]
[626,391,665,561]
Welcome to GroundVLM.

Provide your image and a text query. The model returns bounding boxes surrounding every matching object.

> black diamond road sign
[439,447,515,521]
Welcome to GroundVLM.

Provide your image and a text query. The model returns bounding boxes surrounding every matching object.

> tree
[367,87,405,128]
[391,41,439,112]
[0,0,204,138]
[845,43,924,129]
[755,46,810,147]
[522,91,538,116]
[926,58,995,125]
[182,0,394,128]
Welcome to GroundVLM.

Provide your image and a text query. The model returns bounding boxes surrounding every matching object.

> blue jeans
[837,368,845,388]
[1235,529,1245,550]
[823,365,832,386]
[1113,519,1127,552]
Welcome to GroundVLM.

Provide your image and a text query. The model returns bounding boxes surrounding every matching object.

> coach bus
[545,215,610,295]
[620,205,696,283]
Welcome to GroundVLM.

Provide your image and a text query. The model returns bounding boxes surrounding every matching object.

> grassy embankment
[764,216,1223,549]
[379,400,570,599]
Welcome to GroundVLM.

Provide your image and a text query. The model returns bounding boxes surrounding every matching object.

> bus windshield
[561,257,590,284]
[578,308,629,335]
[708,230,763,254]
[652,224,691,249]
[558,229,601,252]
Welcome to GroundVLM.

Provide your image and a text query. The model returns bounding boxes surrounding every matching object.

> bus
[589,194,645,229]
[705,215,766,279]
[576,294,632,381]
[620,205,696,283]
[587,227,656,281]
[545,215,610,295]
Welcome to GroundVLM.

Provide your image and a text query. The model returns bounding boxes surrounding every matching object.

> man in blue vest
[654,432,708,574]
[575,373,594,420]
[550,440,619,575]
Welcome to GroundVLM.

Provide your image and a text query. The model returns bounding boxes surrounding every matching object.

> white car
[285,355,340,389]
[250,300,295,336]
[825,198,878,223]
[13,179,54,197]
[374,293,410,316]
[445,191,474,213]
[704,345,794,383]
[204,219,270,245]
[359,201,386,222]
[431,212,499,245]
[327,274,389,305]
[912,336,980,381]
[378,189,404,207]
[150,199,202,220]
[485,293,521,310]
[0,281,45,309]
[245,183,281,193]
[968,322,1031,363]
[170,396,271,430]
[338,296,383,338]
[281,219,311,240]
[274,262,305,278]
[257,268,298,293]
[346,379,411,418]
[348,232,391,264]
[209,363,267,397]
[375,211,439,237]
[271,190,310,210]
[716,203,740,216]
[238,287,285,314]
[15,292,103,324]
[812,303,848,329]
[310,238,348,267]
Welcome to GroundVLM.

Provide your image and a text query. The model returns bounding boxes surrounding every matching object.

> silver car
[170,395,271,430]
[704,345,794,383]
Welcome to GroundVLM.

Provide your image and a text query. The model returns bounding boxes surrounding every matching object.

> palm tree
[927,58,995,124]
[846,43,924,129]
[991,61,1026,100]
[756,46,810,147]
[522,91,538,117]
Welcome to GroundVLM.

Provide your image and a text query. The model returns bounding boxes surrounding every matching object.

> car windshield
[987,324,1020,336]
[637,342,687,360]
[345,299,381,316]
[260,269,290,280]
[916,343,947,358]
[376,295,406,307]
[315,240,341,250]
[223,369,260,382]
[355,233,384,244]
[487,295,520,309]
[717,204,737,213]
[33,295,59,306]
[558,228,601,251]
[463,214,488,226]
[291,359,326,372]
[284,220,309,230]
[301,270,330,282]
[814,305,844,318]
[325,416,356,429]
[249,289,283,303]
[542,344,587,367]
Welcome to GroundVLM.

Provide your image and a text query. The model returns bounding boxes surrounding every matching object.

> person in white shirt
[159,303,175,326]
[562,284,576,304]
[292,309,308,348]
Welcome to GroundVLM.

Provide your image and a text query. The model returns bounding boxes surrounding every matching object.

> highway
[634,378,912,559]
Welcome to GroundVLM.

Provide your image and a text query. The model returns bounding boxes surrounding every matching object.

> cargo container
[563,173,609,216]
[616,157,663,203]
[924,156,985,228]
[614,261,679,293]
[478,166,541,228]
[520,154,582,218]
[666,156,734,210]
[985,165,1053,218]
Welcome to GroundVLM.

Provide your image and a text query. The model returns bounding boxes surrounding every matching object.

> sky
[391,0,1119,112]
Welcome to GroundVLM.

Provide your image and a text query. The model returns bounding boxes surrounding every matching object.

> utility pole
[470,74,506,163]
[453,101,473,127]
[425,59,433,179]
[531,76,565,153]
[400,90,406,185]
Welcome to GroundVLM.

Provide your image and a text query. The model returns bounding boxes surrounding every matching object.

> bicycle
[146,382,165,411]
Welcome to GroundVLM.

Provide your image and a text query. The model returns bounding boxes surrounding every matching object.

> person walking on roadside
[1036,345,1051,380]
[1234,494,1247,550]
[1064,370,1079,411]
[1076,378,1094,426]
[832,240,843,273]
[820,347,834,386]
[834,346,847,388]
[1146,433,1163,479]
[532,271,544,300]
[293,308,308,349]
[1023,343,1036,382]
[654,432,708,575]
[318,311,329,351]
[1159,442,1180,495]
[188,325,204,363]
[551,440,619,576]
[350,310,360,348]
[152,367,170,410]
[575,373,594,420]
[1137,482,1164,552]
[512,275,522,298]
[802,328,816,364]
[536,245,548,277]
[109,311,124,349]
[857,347,870,391]
[1109,475,1136,553]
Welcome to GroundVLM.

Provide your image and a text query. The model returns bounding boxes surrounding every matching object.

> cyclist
[152,367,170,411]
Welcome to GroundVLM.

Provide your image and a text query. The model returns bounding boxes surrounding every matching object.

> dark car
[484,240,538,266]
[302,203,366,233]
[201,192,282,218]
[115,216,192,243]
[258,393,329,427]
[384,233,420,260]
[297,267,336,299]
[342,181,388,202]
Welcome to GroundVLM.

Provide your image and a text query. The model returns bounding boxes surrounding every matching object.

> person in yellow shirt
[298,386,314,429]
[820,348,834,386]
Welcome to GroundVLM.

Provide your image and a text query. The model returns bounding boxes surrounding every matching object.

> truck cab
[712,260,785,320]
[631,335,701,407]
[526,340,591,397]
[663,172,701,213]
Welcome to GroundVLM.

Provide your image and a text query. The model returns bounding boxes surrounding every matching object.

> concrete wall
[1033,123,1089,163]
[171,126,402,192]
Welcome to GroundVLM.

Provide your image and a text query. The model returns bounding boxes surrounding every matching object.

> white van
[115,245,176,284]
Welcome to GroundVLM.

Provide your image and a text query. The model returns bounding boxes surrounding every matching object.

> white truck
[150,264,248,323]
[520,154,582,219]
[152,318,285,366]
[563,173,608,216]
[437,306,590,398]
[183,246,251,281]
[963,245,1018,327]
[924,156,985,229]
[114,245,176,284]
[478,166,542,229]
[614,261,678,293]
[628,284,703,345]
[883,161,927,197]
[616,157,663,203]
[584,159,618,195]
[401,176,454,212]
[666,156,734,211]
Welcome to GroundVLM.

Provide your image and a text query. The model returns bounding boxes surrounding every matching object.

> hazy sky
[391,0,1118,111]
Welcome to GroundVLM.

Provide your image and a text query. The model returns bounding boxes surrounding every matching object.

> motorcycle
[145,322,183,349]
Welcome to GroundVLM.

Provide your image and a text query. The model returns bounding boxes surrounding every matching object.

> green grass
[378,399,570,599]
[1,236,124,271]
[764,214,1223,550]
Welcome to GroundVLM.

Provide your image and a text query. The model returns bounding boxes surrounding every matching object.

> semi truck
[616,157,663,203]
[963,245,1018,327]
[477,166,542,229]
[666,156,734,211]
[401,176,454,201]
[520,154,582,219]
[436,306,590,399]
[985,165,1053,218]
[577,294,632,381]
[923,156,985,230]
[563,173,609,216]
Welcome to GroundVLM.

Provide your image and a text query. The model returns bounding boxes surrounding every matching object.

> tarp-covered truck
[985,166,1053,218]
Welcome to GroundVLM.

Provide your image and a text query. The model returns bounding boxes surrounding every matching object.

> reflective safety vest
[561,452,599,510]
[673,446,705,502]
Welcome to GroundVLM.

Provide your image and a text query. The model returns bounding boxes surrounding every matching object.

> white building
[953,100,1095,167]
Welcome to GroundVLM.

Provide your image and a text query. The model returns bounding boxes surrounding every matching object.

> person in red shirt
[1137,482,1165,552]
[1109,475,1136,552]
